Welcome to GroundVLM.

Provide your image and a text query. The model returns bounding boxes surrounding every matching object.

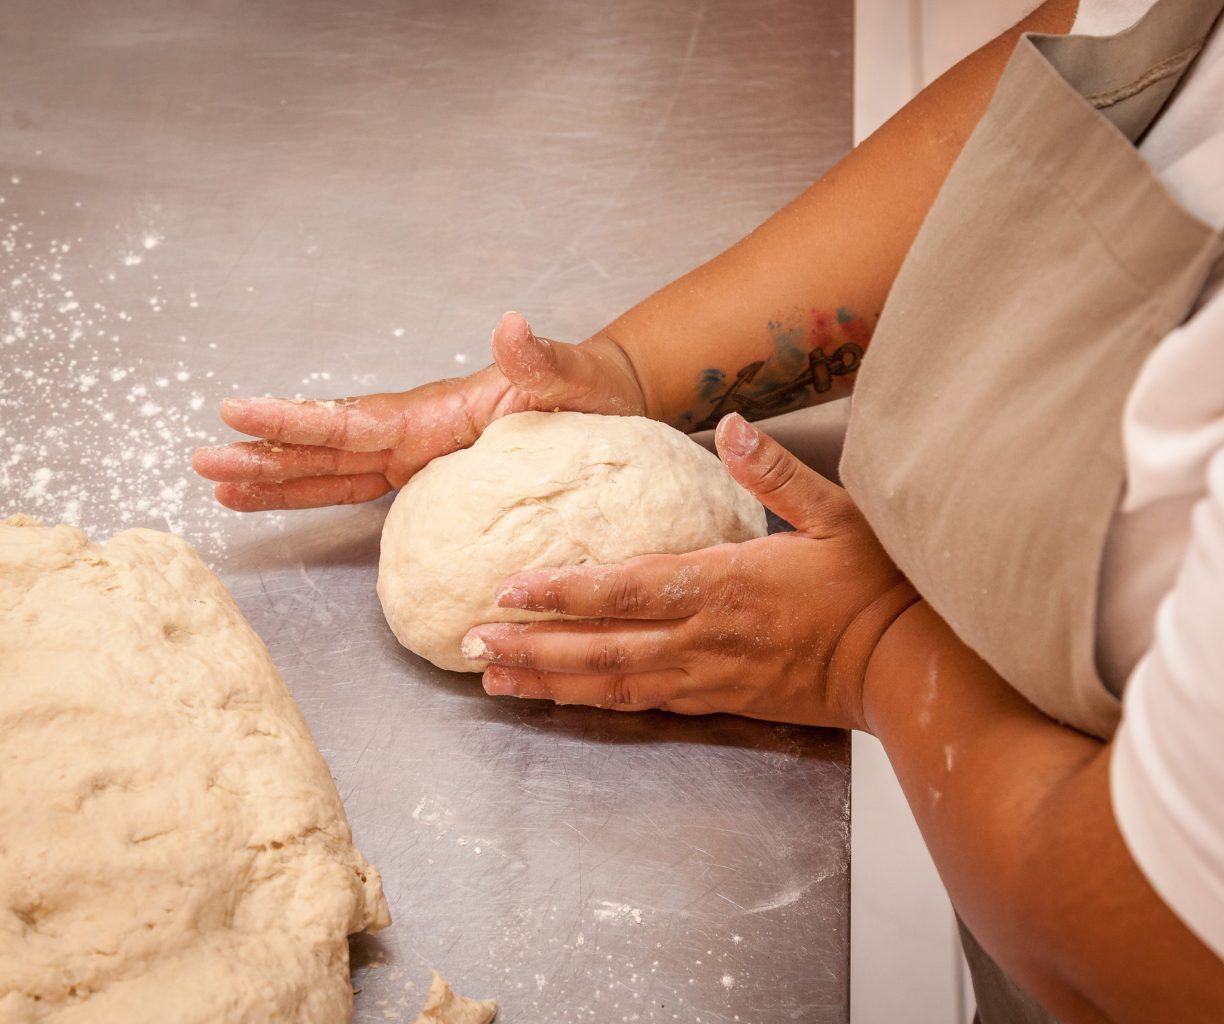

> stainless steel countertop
[0,1,854,1019]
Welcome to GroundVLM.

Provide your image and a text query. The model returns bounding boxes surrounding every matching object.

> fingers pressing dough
[377,412,767,673]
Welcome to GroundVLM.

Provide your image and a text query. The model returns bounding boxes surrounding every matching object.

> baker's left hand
[462,413,919,731]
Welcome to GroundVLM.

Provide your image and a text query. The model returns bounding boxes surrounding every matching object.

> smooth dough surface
[378,412,767,672]
[0,516,390,1024]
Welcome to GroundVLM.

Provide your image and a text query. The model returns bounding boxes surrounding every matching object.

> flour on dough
[377,412,767,672]
[412,972,497,1024]
[0,516,390,1023]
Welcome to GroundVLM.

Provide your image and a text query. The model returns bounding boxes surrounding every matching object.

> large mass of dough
[377,412,767,672]
[0,517,390,1023]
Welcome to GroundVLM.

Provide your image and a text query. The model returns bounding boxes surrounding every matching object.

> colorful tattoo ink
[689,307,871,430]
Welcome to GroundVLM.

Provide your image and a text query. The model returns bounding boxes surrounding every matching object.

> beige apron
[839,0,1224,1020]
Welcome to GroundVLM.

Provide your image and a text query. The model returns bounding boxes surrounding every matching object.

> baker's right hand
[191,312,645,511]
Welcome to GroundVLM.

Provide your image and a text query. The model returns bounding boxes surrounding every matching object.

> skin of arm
[191,2,1224,1014]
[864,605,1224,1023]
[471,415,1224,1022]
[599,0,1080,428]
[193,0,1077,510]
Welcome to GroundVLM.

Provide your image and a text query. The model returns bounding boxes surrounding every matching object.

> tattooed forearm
[681,307,873,431]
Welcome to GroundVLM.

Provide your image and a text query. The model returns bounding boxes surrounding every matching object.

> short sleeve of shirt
[1111,449,1224,959]
[1071,0,1158,36]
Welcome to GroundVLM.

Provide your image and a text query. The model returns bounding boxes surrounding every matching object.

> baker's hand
[463,413,919,731]
[191,313,644,511]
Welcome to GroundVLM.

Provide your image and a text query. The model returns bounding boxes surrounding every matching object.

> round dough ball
[377,411,767,672]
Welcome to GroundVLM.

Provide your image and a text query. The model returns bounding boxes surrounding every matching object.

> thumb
[490,311,626,412]
[715,412,852,534]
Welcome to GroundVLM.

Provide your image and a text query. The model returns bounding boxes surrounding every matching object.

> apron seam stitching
[1085,41,1205,110]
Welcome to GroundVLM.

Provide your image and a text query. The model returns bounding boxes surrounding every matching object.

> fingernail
[496,583,529,608]
[461,630,492,661]
[719,412,760,457]
[483,666,516,696]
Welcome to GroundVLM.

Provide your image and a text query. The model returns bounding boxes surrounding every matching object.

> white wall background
[855,0,1041,141]
[849,3,1036,1022]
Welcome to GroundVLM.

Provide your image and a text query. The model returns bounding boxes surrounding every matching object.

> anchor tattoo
[693,342,863,431]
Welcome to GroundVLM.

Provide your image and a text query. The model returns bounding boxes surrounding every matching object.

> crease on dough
[378,412,767,672]
[0,515,389,1023]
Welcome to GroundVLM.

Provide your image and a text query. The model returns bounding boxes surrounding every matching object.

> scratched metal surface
[0,0,852,1020]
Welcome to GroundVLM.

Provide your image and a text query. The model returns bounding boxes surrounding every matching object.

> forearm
[594,0,1078,430]
[864,601,1224,1022]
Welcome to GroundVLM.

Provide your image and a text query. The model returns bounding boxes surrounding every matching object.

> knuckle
[268,407,290,442]
[587,640,626,674]
[755,447,800,495]
[448,386,481,451]
[325,406,354,449]
[603,675,641,708]
[712,572,749,615]
[608,574,644,616]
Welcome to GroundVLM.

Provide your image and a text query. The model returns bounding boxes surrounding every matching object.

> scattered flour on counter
[4,185,425,570]
[592,902,644,925]
[23,466,52,499]
[0,208,232,549]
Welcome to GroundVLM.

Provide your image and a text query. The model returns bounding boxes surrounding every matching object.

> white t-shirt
[1069,0,1224,962]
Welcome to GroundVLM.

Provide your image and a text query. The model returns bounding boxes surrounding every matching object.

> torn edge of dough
[412,971,498,1024]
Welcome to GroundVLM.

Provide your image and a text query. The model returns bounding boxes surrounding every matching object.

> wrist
[827,578,923,733]
[578,331,653,419]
